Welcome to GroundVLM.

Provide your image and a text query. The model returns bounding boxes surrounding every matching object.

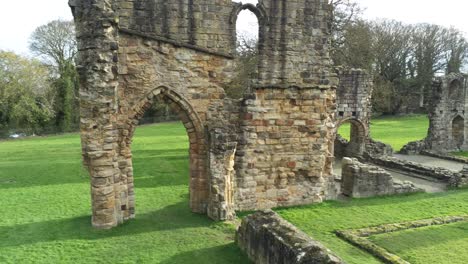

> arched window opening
[235,2,259,53]
[452,115,465,149]
[226,1,260,99]
[333,119,366,174]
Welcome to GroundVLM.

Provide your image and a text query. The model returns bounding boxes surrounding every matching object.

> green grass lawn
[276,190,468,264]
[0,123,249,264]
[339,114,429,151]
[1,117,466,264]
[368,221,468,264]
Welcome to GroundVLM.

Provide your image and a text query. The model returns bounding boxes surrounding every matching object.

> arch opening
[226,1,261,99]
[121,87,208,219]
[335,119,367,159]
[333,118,367,176]
[452,115,465,149]
[235,2,259,51]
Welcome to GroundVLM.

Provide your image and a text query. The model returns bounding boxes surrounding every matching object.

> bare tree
[29,20,79,132]
[329,0,363,52]
[29,20,77,72]
[444,27,468,74]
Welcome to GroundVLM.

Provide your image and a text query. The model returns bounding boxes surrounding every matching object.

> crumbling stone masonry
[426,73,468,152]
[70,0,337,229]
[366,155,468,188]
[334,69,373,158]
[237,210,344,264]
[341,158,421,198]
[403,73,468,153]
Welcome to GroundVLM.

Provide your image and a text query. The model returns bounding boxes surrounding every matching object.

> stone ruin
[402,73,468,154]
[334,69,373,158]
[237,210,344,264]
[341,158,421,198]
[70,0,340,229]
[427,73,468,151]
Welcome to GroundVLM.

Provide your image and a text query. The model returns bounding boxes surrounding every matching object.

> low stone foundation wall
[365,139,394,157]
[236,210,344,264]
[336,215,468,264]
[341,158,420,198]
[365,154,454,181]
[400,140,426,155]
[366,155,468,188]
[421,150,468,164]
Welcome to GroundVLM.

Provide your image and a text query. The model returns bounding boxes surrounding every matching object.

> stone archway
[72,0,337,229]
[452,115,465,149]
[334,118,367,158]
[120,86,208,218]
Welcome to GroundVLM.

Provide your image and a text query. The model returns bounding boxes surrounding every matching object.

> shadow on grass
[0,162,88,189]
[0,148,190,189]
[0,201,211,249]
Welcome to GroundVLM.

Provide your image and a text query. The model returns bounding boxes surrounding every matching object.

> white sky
[357,0,468,36]
[0,0,467,56]
[0,0,73,56]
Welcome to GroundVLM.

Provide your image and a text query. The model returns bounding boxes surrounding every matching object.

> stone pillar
[70,0,122,229]
[207,128,237,221]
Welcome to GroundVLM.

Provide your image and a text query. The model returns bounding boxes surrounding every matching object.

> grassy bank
[2,117,465,264]
[369,221,468,264]
[0,123,248,263]
[277,190,468,264]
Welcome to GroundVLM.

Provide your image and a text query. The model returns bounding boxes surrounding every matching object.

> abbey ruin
[70,0,467,230]
[403,73,468,154]
[70,0,340,229]
[427,74,468,151]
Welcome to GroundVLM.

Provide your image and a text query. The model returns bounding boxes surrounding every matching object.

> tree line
[1,3,467,136]
[230,1,468,114]
[0,20,78,137]
[0,20,173,138]
[332,0,468,114]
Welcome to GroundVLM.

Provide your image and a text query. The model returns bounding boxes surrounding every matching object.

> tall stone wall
[426,73,468,152]
[70,0,336,229]
[334,69,373,158]
[117,0,236,54]
[235,87,337,211]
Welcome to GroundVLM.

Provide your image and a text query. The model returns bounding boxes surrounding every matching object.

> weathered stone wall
[236,210,344,264]
[334,134,349,159]
[235,87,337,211]
[334,69,373,158]
[426,73,468,152]
[365,139,393,157]
[117,0,236,54]
[71,0,337,228]
[256,0,334,88]
[70,0,123,228]
[341,158,420,198]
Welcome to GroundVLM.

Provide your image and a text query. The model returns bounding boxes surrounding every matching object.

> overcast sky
[1,0,467,56]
